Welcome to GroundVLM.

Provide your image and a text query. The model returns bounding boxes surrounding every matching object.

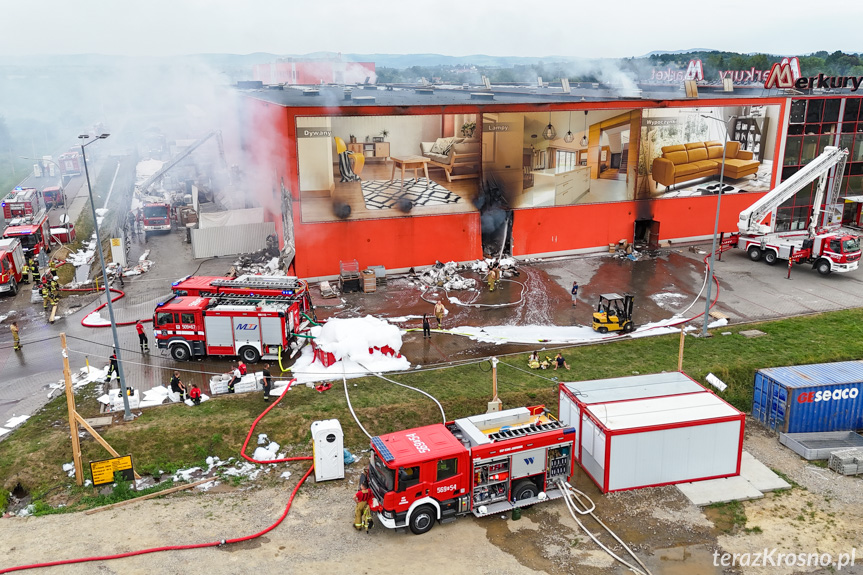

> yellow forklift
[592,293,635,334]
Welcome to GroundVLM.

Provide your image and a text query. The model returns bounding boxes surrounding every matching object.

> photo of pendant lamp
[580,111,588,147]
[564,111,575,143]
[542,111,556,140]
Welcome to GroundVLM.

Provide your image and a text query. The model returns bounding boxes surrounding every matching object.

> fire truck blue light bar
[371,437,395,462]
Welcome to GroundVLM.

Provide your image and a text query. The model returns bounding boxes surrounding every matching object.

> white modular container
[559,372,745,493]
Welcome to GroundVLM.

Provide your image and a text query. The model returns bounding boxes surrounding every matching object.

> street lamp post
[80,133,132,420]
[700,114,736,337]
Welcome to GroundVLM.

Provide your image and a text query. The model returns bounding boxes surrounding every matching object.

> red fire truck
[42,186,64,209]
[155,275,314,362]
[2,188,51,258]
[0,238,26,295]
[367,405,576,534]
[58,151,82,177]
[141,202,171,236]
[2,187,45,219]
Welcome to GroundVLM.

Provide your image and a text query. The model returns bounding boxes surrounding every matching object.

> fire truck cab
[368,406,575,535]
[142,202,171,235]
[2,187,52,258]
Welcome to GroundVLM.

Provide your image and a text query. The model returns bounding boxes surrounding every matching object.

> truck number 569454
[437,484,457,494]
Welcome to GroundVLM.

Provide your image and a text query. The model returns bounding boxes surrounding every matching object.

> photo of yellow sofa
[651,140,759,189]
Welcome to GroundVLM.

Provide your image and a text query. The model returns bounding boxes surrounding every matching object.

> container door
[769,383,788,432]
[752,373,768,424]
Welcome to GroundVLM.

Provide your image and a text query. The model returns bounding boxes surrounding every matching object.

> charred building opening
[476,178,512,257]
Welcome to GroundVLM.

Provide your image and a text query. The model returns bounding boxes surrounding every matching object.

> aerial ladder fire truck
[735,146,861,275]
[2,187,52,258]
[367,405,576,535]
[154,275,314,363]
[137,130,228,237]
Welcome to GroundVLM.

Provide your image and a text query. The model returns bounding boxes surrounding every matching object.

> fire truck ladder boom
[199,292,302,304]
[138,130,224,192]
[209,276,304,290]
[738,146,848,236]
[486,419,564,442]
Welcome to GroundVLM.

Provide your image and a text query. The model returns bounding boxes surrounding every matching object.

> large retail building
[238,73,863,279]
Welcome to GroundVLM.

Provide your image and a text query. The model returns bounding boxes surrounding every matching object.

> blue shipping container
[752,361,863,433]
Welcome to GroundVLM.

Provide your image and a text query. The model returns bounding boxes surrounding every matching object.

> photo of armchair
[419,137,480,182]
[335,136,364,181]
[651,140,759,189]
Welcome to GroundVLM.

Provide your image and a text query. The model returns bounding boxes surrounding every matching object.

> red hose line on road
[0,379,314,574]
[62,286,153,328]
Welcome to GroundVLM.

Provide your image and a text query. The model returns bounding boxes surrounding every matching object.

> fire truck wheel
[10,278,18,296]
[239,346,261,364]
[408,505,436,535]
[512,480,539,503]
[816,260,832,276]
[170,344,191,361]
[763,250,778,265]
[747,246,763,262]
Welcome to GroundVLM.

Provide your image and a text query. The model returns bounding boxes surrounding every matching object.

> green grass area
[3,308,863,511]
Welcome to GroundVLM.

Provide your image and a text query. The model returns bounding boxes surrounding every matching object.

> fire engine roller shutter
[261,317,284,346]
[511,447,547,479]
[233,316,261,346]
[204,316,233,347]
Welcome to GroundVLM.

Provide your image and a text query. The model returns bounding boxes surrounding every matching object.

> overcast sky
[0,0,861,59]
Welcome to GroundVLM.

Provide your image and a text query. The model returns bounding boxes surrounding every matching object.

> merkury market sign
[649,57,802,85]
[764,59,863,91]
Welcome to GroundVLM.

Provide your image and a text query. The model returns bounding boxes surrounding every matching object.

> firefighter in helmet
[39,282,51,310]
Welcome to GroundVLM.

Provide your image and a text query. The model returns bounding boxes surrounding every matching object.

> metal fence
[190,221,276,259]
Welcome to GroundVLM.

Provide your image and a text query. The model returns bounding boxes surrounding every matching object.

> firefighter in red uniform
[188,383,202,406]
[135,320,149,353]
[353,483,373,531]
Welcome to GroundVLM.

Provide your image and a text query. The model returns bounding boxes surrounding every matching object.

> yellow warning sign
[89,455,134,486]
[111,238,121,247]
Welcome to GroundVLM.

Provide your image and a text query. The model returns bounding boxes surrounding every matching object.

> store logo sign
[684,60,703,81]
[797,388,860,403]
[765,57,818,90]
[650,60,703,82]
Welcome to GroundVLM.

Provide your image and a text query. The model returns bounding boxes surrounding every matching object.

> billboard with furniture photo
[482,109,640,209]
[637,105,781,200]
[295,114,479,223]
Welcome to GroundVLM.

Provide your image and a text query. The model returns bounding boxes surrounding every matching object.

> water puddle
[646,544,723,575]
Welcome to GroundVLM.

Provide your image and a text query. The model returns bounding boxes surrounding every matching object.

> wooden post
[677,325,686,372]
[487,357,502,413]
[49,304,58,324]
[84,478,213,515]
[74,413,141,480]
[492,357,499,401]
[62,333,84,486]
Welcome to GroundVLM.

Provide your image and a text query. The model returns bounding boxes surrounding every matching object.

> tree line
[375,51,863,85]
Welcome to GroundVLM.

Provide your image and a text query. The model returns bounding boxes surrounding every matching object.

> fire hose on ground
[0,379,313,574]
[557,479,653,575]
